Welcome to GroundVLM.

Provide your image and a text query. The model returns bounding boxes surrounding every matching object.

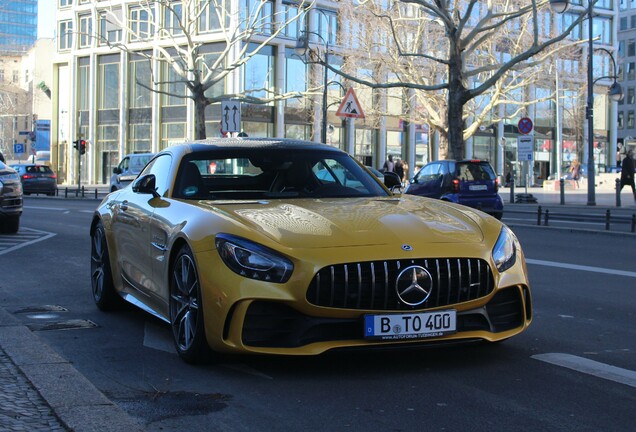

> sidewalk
[0,307,144,432]
[501,185,636,209]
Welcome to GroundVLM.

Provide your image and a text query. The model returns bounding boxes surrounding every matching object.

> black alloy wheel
[170,245,210,363]
[91,221,121,310]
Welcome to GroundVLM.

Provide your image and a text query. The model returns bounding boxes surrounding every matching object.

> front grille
[307,258,494,311]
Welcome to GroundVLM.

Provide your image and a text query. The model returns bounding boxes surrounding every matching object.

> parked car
[110,153,155,192]
[0,161,23,233]
[91,138,532,363]
[10,164,57,196]
[404,159,504,219]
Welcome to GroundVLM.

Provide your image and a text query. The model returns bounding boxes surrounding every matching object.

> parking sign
[13,143,25,154]
[517,136,534,161]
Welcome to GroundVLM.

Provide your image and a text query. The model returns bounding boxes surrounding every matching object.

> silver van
[110,153,154,192]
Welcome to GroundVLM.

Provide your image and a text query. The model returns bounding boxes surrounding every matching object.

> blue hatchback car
[404,159,504,219]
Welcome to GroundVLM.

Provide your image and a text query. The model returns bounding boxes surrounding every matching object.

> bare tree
[336,0,589,159]
[85,0,311,139]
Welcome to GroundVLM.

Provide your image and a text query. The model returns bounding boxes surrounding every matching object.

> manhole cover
[28,319,98,332]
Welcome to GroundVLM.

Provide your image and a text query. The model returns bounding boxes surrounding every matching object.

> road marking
[0,228,56,256]
[526,258,636,278]
[23,205,68,211]
[533,353,636,388]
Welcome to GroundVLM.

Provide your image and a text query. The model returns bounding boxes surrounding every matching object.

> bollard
[510,178,515,204]
[94,188,98,199]
[560,179,565,205]
[632,214,636,233]
[65,187,68,198]
[605,209,611,231]
[75,188,79,197]
[537,206,542,226]
[81,186,85,198]
[544,209,550,226]
[616,178,621,207]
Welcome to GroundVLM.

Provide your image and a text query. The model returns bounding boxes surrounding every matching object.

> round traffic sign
[518,117,533,135]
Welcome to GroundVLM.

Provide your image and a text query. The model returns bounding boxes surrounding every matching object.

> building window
[199,0,226,33]
[78,14,92,48]
[628,111,635,128]
[629,39,635,57]
[243,44,274,101]
[618,111,624,129]
[588,16,612,44]
[99,10,123,44]
[285,48,307,108]
[0,69,4,81]
[621,16,628,30]
[629,63,636,80]
[59,0,73,7]
[283,2,306,39]
[129,7,154,41]
[78,61,89,111]
[98,60,120,110]
[12,70,18,83]
[242,0,273,35]
[164,1,183,36]
[317,9,338,46]
[59,20,73,50]
[629,87,635,104]
[631,15,636,28]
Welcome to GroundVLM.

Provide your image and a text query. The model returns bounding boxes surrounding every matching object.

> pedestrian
[569,159,581,188]
[394,158,404,183]
[401,160,409,183]
[619,149,636,201]
[383,154,395,173]
[616,143,623,168]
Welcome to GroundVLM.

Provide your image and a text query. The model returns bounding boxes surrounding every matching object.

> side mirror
[132,174,159,198]
[113,167,122,174]
[383,171,402,189]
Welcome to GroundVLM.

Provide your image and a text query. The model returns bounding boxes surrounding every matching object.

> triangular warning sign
[336,88,365,119]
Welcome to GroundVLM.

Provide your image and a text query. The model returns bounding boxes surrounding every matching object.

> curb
[0,307,144,432]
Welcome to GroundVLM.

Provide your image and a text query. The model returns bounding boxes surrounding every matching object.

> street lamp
[550,0,623,205]
[295,31,330,144]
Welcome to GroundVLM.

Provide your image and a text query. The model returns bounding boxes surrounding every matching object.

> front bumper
[197,246,532,355]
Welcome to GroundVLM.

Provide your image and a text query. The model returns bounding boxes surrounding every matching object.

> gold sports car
[91,138,532,363]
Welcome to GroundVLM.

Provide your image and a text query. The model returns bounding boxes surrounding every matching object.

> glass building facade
[52,1,619,187]
[0,0,37,52]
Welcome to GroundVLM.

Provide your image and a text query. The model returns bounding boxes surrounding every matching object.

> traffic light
[73,139,87,155]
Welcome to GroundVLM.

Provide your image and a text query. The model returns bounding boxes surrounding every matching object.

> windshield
[174,149,390,200]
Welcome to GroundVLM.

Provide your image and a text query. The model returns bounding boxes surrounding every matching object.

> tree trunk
[194,92,207,140]
[447,31,466,160]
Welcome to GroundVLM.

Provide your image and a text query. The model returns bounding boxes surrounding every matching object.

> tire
[0,216,19,234]
[170,245,211,363]
[91,221,122,310]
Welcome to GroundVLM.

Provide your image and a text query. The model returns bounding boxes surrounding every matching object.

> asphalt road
[1,197,635,431]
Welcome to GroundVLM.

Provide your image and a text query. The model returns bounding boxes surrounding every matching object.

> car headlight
[492,226,517,272]
[216,234,293,283]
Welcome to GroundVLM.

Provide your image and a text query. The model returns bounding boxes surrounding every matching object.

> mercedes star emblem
[395,265,433,306]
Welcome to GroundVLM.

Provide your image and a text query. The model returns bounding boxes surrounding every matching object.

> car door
[110,161,159,300]
[408,162,442,198]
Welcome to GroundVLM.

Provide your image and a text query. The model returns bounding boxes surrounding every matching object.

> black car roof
[185,138,345,154]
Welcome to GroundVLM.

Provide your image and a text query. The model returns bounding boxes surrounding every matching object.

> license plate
[469,184,488,191]
[364,310,456,341]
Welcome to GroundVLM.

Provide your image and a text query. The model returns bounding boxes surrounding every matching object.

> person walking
[383,155,395,173]
[394,159,404,183]
[619,149,636,201]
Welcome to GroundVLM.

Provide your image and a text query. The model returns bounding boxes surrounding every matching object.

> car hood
[198,196,484,248]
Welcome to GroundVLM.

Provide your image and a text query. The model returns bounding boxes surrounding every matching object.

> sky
[38,1,57,39]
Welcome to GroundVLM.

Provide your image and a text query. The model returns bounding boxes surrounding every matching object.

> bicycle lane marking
[526,258,636,278]
[0,228,56,256]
